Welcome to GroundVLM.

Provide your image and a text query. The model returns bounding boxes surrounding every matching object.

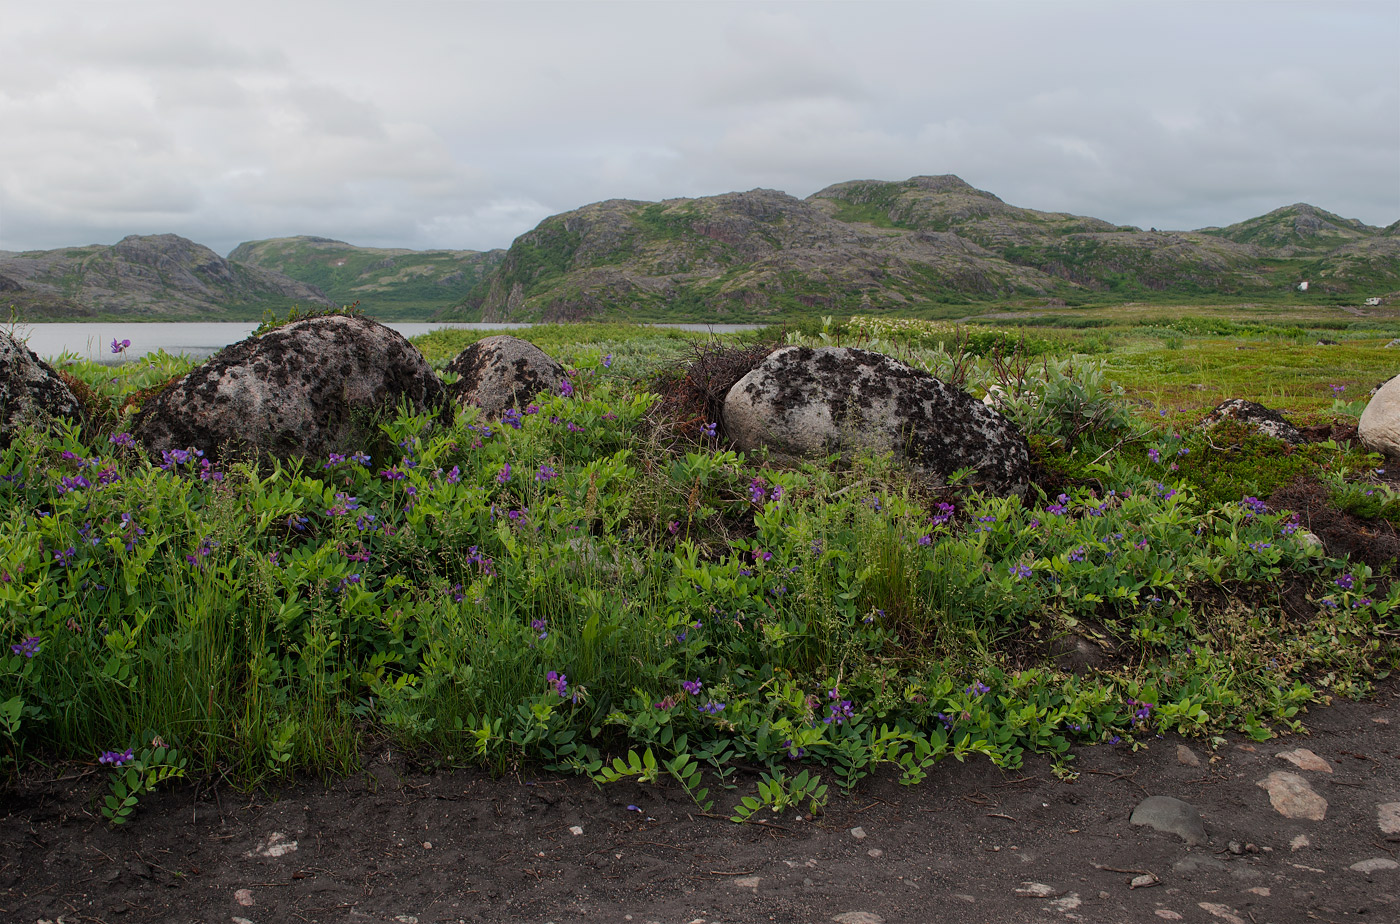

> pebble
[1247,887,1271,897]
[1198,902,1247,924]
[1257,771,1328,820]
[1291,834,1311,851]
[232,918,255,924]
[1154,912,1183,921]
[1131,874,1159,889]
[1014,882,1057,897]
[1378,802,1400,835]
[422,841,432,849]
[867,848,883,858]
[850,827,867,839]
[1275,748,1332,773]
[1049,893,1081,911]
[234,888,254,907]
[1176,745,1200,767]
[734,876,761,890]
[832,914,884,924]
[953,894,976,903]
[1350,858,1399,874]
[569,825,584,836]
[247,832,299,858]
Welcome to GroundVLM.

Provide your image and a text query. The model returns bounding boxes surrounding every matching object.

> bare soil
[3,680,1399,924]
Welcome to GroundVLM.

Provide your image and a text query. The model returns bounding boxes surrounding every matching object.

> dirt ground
[2,680,1398,924]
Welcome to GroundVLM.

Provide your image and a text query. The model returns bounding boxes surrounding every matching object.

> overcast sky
[2,1,1396,256]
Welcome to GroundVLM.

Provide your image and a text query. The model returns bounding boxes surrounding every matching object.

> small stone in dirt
[1049,893,1081,911]
[1014,882,1057,897]
[422,841,432,849]
[1198,902,1248,924]
[832,914,884,924]
[394,917,419,924]
[1228,840,1244,855]
[1350,858,1400,873]
[233,918,255,924]
[1378,802,1400,835]
[248,832,299,858]
[1154,912,1183,921]
[1173,856,1229,876]
[234,888,254,906]
[849,826,867,839]
[1257,771,1328,820]
[569,825,584,836]
[1375,717,1391,725]
[1176,745,1200,767]
[1291,834,1312,851]
[867,848,883,858]
[1131,874,1160,889]
[1130,795,1208,846]
[1275,748,1333,773]
[953,894,976,903]
[1247,887,1271,896]
[734,876,761,890]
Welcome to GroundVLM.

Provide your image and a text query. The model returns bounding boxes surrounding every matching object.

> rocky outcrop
[134,315,446,463]
[1359,374,1400,459]
[0,332,84,445]
[1202,399,1304,444]
[444,335,564,415]
[723,346,1030,495]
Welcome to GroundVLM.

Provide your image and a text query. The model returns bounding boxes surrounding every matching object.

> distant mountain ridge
[437,175,1399,322]
[228,236,505,319]
[4,178,1395,322]
[0,234,333,320]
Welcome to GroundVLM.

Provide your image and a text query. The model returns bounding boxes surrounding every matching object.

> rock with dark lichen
[134,315,446,463]
[1201,399,1304,444]
[0,331,84,446]
[445,335,565,414]
[723,346,1031,496]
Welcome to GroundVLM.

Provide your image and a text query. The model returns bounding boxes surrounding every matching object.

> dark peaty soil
[3,682,1400,924]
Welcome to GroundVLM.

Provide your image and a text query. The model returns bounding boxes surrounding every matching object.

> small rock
[1291,834,1312,851]
[1291,862,1326,873]
[422,841,432,849]
[1350,858,1400,874]
[1014,882,1057,897]
[1176,745,1200,767]
[234,888,254,907]
[953,894,976,903]
[1198,901,1248,924]
[849,826,867,840]
[867,849,883,858]
[734,876,761,890]
[1376,717,1391,724]
[1275,748,1332,773]
[1130,795,1208,846]
[1049,893,1081,911]
[832,914,884,924]
[1154,912,1183,921]
[1257,771,1328,820]
[1378,802,1400,835]
[1228,840,1244,855]
[248,832,299,858]
[1247,887,1271,897]
[233,918,255,924]
[395,917,419,924]
[1131,874,1159,889]
[1174,856,1229,875]
[569,825,584,836]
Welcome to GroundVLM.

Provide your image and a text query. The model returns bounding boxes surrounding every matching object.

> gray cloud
[0,0,1394,257]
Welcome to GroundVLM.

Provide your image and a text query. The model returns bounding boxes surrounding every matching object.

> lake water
[13,321,763,363]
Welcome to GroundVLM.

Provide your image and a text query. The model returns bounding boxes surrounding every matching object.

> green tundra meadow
[3,306,1398,824]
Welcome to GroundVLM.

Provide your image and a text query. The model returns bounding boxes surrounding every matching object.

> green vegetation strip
[2,320,1398,824]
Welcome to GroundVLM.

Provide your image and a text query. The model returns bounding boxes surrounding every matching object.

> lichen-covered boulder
[1359,374,1400,459]
[723,346,1031,495]
[1202,399,1303,444]
[134,315,446,462]
[445,335,565,414]
[1,331,84,445]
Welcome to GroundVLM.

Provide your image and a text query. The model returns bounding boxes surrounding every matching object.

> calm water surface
[16,321,762,363]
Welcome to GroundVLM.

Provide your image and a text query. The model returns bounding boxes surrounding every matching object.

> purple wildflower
[99,748,134,767]
[10,636,40,658]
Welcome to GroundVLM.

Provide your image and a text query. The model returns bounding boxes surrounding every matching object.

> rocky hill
[228,237,505,318]
[438,176,1399,322]
[0,234,334,320]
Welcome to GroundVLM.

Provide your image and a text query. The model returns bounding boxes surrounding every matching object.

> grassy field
[2,308,1397,824]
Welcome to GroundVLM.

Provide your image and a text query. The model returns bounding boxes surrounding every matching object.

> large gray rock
[1,331,84,446]
[445,335,565,414]
[723,346,1030,495]
[1202,399,1303,444]
[1130,795,1208,846]
[134,315,446,462]
[1359,374,1400,458]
